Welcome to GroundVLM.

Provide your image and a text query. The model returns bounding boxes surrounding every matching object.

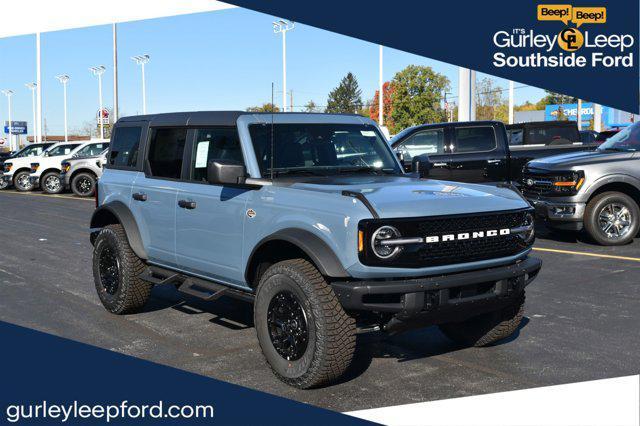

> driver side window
[190,127,243,182]
[398,129,445,160]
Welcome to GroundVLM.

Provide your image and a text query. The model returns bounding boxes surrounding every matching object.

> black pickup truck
[389,120,597,184]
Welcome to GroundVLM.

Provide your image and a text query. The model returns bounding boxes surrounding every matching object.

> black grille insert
[359,209,533,268]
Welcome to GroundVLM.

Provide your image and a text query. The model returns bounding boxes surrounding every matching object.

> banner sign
[4,121,27,135]
[224,0,639,113]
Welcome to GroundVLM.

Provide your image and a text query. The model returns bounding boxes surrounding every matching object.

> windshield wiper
[336,166,395,175]
[599,147,628,152]
[270,168,328,177]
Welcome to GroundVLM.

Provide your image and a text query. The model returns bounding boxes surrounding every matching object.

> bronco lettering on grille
[425,228,511,244]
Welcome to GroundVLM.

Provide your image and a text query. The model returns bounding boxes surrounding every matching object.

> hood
[284,176,529,218]
[528,149,635,171]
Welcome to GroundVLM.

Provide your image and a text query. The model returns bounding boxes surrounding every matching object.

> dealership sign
[4,121,27,135]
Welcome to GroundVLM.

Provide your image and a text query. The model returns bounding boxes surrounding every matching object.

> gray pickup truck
[523,122,640,245]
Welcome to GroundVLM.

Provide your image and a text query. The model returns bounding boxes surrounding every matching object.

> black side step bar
[140,265,254,303]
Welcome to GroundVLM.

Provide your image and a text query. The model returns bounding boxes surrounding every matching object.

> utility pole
[89,66,106,139]
[131,54,150,114]
[113,23,119,122]
[273,20,295,112]
[25,83,37,144]
[289,90,293,112]
[379,45,384,126]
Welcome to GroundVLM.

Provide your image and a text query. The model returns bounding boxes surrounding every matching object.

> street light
[55,75,70,142]
[131,54,150,114]
[89,65,106,139]
[273,19,295,112]
[25,83,37,144]
[1,90,14,151]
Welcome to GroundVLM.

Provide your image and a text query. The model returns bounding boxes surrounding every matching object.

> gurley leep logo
[492,4,634,68]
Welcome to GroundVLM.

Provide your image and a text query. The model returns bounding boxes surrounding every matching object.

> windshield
[598,123,640,152]
[46,144,80,157]
[249,123,401,176]
[14,145,48,158]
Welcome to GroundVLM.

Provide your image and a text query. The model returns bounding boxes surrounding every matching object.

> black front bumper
[332,257,541,333]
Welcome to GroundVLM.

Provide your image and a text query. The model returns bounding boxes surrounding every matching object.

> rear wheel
[13,171,33,192]
[254,259,356,389]
[439,294,525,347]
[584,192,639,246]
[71,172,96,197]
[41,171,63,194]
[92,224,152,314]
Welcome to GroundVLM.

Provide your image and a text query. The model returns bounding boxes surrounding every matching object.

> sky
[0,7,546,137]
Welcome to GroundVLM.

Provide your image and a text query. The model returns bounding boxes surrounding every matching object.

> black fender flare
[90,201,148,260]
[246,228,350,281]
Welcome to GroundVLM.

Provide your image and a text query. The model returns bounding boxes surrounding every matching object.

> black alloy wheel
[267,291,309,361]
[98,245,120,295]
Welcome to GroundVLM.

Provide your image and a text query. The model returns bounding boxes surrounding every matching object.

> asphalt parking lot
[0,190,638,412]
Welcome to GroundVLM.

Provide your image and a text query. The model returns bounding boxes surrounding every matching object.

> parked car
[60,148,108,197]
[2,143,70,192]
[580,130,599,144]
[506,121,580,146]
[91,111,541,388]
[389,121,597,184]
[522,121,640,245]
[29,141,108,194]
[0,142,53,189]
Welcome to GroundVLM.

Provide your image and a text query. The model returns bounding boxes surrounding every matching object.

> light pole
[89,65,106,139]
[2,90,14,151]
[131,54,150,114]
[273,19,295,112]
[25,83,37,144]
[55,75,70,142]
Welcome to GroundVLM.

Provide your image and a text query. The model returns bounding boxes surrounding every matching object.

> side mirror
[411,154,432,178]
[207,159,247,185]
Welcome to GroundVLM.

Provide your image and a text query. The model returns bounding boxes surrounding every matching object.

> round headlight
[371,226,402,259]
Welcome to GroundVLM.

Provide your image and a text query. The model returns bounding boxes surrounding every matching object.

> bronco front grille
[359,209,533,268]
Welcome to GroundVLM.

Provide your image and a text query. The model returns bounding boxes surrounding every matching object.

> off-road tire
[254,259,356,389]
[13,170,33,192]
[584,191,639,246]
[41,171,64,194]
[71,172,97,197]
[439,294,525,347]
[92,224,151,314]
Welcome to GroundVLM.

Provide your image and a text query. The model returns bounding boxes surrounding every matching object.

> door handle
[487,159,502,164]
[432,162,449,168]
[178,200,197,210]
[132,192,147,201]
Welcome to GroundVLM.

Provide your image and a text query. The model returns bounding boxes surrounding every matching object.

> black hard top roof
[116,111,365,127]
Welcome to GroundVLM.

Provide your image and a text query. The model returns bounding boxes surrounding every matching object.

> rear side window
[454,127,496,153]
[76,142,109,157]
[190,128,243,182]
[47,144,81,157]
[147,128,187,179]
[526,126,576,145]
[109,127,142,168]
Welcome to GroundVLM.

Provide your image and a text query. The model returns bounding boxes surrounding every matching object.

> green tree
[389,65,449,134]
[475,77,508,122]
[303,100,319,112]
[246,103,280,113]
[325,72,363,114]
[539,90,578,106]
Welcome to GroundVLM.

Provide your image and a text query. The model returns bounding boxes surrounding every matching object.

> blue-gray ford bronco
[90,111,541,388]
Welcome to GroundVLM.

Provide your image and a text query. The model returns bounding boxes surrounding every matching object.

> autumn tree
[369,81,395,128]
[303,100,319,113]
[246,103,280,113]
[475,77,508,122]
[326,72,363,114]
[389,65,449,133]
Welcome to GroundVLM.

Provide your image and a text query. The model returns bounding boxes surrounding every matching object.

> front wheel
[71,172,96,197]
[92,224,152,314]
[13,171,33,192]
[41,171,64,194]
[439,294,525,347]
[584,192,639,246]
[254,259,356,389]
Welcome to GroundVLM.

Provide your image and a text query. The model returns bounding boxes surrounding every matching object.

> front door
[395,127,451,180]
[449,125,508,183]
[175,127,251,288]
[129,127,188,268]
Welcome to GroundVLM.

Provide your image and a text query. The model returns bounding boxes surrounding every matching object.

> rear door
[129,127,187,268]
[449,125,508,183]
[175,127,251,287]
[394,127,451,180]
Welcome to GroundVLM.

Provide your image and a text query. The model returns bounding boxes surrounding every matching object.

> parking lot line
[533,247,640,263]
[0,191,93,201]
